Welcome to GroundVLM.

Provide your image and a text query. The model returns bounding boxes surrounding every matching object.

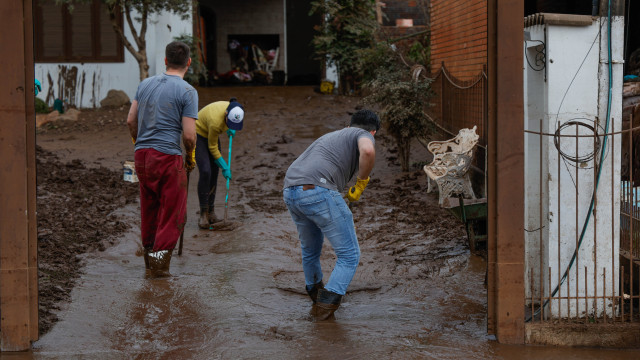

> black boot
[146,249,173,278]
[143,246,151,277]
[306,280,324,303]
[311,288,342,321]
[306,281,324,316]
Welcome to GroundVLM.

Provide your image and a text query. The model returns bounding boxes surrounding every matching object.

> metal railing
[427,62,488,148]
[524,113,639,323]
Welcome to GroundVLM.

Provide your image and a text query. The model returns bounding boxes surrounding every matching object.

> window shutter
[99,4,119,58]
[35,0,123,62]
[40,2,64,58]
[70,3,93,57]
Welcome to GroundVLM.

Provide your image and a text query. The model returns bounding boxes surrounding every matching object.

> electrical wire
[526,0,614,322]
[553,120,602,164]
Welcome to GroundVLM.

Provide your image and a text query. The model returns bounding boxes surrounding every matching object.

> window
[34,0,123,62]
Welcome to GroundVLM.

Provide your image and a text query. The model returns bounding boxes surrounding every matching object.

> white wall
[523,24,549,303]
[35,9,193,109]
[524,17,623,319]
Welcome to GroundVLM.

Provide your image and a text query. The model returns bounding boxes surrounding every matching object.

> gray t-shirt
[284,127,375,191]
[134,73,198,156]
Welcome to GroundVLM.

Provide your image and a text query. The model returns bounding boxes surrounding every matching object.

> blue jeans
[283,185,360,295]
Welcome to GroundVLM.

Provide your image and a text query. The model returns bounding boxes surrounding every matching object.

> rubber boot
[198,209,210,229]
[143,248,151,278]
[208,209,222,224]
[306,281,324,316]
[306,280,325,303]
[311,288,342,321]
[146,249,173,278]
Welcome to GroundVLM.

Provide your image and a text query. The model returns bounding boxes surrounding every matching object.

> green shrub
[358,42,434,171]
[35,97,49,114]
[174,34,208,86]
[309,0,377,94]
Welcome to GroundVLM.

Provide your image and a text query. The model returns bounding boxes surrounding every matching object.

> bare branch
[139,0,149,49]
[107,1,143,62]
[123,1,142,50]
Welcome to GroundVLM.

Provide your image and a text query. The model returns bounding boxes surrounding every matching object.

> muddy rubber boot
[306,281,325,303]
[306,281,324,316]
[146,249,173,278]
[208,210,222,224]
[143,248,151,277]
[311,288,342,321]
[198,209,210,229]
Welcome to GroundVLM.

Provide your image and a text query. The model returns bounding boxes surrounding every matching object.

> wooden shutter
[35,0,123,62]
[70,2,93,58]
[39,1,64,59]
[99,3,119,58]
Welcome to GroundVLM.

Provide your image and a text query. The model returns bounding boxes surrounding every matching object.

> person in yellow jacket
[195,97,244,229]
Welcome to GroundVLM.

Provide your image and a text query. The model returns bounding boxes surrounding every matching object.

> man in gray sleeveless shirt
[283,109,379,321]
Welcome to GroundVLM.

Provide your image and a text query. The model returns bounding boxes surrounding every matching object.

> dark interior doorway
[197,4,217,74]
[624,0,639,75]
[286,0,321,85]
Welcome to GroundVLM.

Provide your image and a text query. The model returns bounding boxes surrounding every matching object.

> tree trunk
[138,54,149,81]
[397,137,411,172]
[107,1,150,81]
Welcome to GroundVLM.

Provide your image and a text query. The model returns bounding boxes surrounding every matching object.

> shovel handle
[178,170,190,256]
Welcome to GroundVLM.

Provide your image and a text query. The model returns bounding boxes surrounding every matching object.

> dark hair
[165,41,190,69]
[350,109,380,132]
[229,97,237,102]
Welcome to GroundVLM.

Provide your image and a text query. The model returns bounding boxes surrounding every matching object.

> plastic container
[123,161,138,183]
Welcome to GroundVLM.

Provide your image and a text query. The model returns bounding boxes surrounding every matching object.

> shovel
[178,167,191,255]
[211,133,240,231]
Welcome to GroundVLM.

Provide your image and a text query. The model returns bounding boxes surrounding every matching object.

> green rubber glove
[214,157,231,180]
[226,129,236,137]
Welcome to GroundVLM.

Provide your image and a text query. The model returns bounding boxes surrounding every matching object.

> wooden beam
[487,0,525,344]
[0,0,38,351]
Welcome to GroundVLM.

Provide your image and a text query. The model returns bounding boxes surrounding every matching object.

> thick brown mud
[20,86,639,359]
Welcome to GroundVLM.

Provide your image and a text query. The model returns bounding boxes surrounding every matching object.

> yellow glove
[347,177,370,202]
[185,146,196,172]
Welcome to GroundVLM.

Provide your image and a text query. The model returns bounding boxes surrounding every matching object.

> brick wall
[200,0,284,73]
[381,0,429,26]
[430,0,487,80]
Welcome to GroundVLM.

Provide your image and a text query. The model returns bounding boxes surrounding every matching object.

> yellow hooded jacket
[196,101,230,160]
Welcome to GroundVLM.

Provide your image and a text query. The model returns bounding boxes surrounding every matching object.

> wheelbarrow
[444,197,487,252]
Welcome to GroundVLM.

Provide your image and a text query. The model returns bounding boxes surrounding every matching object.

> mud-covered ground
[33,86,472,350]
[36,110,138,334]
[32,86,640,359]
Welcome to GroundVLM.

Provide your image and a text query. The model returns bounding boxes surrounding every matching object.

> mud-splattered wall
[35,10,192,109]
[36,63,135,108]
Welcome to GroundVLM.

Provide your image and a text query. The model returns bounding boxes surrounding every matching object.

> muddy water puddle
[28,86,640,359]
[26,208,639,359]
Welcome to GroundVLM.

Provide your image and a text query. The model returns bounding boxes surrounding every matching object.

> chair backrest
[454,126,479,155]
[428,125,479,156]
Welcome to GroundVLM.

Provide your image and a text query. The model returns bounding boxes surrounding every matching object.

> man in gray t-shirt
[282,109,380,321]
[127,41,197,278]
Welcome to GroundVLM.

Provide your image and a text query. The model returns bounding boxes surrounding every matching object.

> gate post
[0,0,38,351]
[487,0,525,344]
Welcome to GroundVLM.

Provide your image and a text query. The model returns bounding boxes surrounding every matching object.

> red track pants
[134,148,187,251]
